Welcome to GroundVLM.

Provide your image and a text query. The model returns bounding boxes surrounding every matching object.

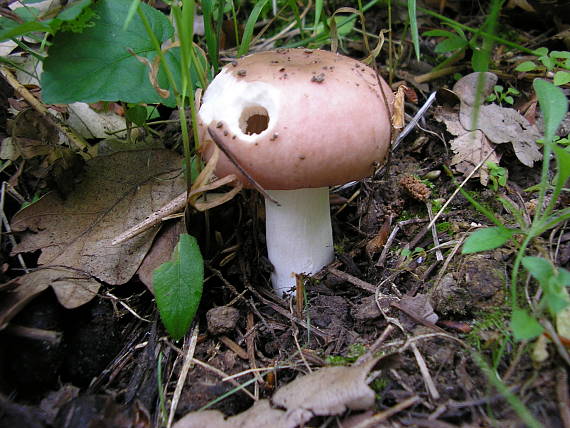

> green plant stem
[510,233,533,310]
[473,353,543,428]
[137,7,178,94]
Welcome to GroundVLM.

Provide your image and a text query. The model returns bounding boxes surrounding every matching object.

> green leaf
[423,29,461,38]
[544,276,569,314]
[0,19,51,41]
[511,308,544,341]
[434,35,468,53]
[533,79,569,143]
[539,55,556,71]
[462,227,514,254]
[550,50,570,59]
[522,256,553,284]
[126,104,148,126]
[554,71,570,86]
[515,61,536,72]
[41,0,179,106]
[153,234,204,341]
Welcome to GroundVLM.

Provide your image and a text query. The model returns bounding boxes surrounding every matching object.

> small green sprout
[485,161,508,191]
[515,48,570,86]
[486,85,520,106]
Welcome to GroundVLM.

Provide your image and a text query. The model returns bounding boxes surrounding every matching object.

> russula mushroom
[198,48,393,295]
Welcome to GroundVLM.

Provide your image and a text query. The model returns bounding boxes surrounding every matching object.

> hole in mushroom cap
[239,105,270,135]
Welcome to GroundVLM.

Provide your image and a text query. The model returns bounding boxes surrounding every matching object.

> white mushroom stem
[264,187,334,295]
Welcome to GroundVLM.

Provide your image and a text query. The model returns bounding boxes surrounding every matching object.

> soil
[1,2,570,428]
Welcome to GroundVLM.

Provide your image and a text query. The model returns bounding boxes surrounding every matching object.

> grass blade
[238,0,269,56]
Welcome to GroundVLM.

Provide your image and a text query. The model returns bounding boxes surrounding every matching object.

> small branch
[207,127,279,205]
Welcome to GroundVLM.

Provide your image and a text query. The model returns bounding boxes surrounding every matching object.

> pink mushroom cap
[198,48,394,190]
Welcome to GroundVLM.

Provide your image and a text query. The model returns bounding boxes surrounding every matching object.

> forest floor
[0,1,569,428]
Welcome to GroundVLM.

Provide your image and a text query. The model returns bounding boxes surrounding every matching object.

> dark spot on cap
[270,133,279,141]
[279,67,286,72]
[304,49,313,54]
[216,121,223,128]
[311,73,325,83]
[231,60,238,67]
[223,130,228,136]
[237,69,247,77]
[232,135,236,139]
[299,155,306,160]
[271,60,279,64]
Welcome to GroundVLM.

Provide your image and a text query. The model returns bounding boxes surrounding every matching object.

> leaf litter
[434,71,542,184]
[2,149,184,323]
[174,358,381,428]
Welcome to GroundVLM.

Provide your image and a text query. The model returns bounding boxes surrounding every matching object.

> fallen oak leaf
[9,149,185,310]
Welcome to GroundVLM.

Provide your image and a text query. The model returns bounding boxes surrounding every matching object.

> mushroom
[198,48,393,295]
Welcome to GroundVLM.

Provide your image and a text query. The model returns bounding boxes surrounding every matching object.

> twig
[207,127,279,205]
[556,367,570,428]
[3,324,62,344]
[111,192,186,245]
[0,66,94,156]
[167,324,199,428]
[219,335,248,360]
[190,357,256,401]
[411,342,440,400]
[327,267,377,293]
[426,202,443,261]
[352,395,421,428]
[1,182,28,272]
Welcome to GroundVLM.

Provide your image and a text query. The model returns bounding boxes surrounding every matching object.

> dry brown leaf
[453,72,542,167]
[174,400,290,428]
[137,220,186,292]
[434,72,542,183]
[174,360,380,428]
[272,362,377,425]
[9,149,185,309]
[450,130,499,185]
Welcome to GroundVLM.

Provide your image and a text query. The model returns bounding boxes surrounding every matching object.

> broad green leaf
[514,61,536,72]
[462,226,514,254]
[41,0,180,106]
[522,256,553,284]
[153,234,204,341]
[533,79,568,143]
[554,71,570,86]
[511,308,543,341]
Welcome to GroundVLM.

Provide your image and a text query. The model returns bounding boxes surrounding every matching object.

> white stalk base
[265,187,334,296]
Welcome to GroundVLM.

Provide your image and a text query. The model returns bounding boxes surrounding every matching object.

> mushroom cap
[198,48,393,190]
